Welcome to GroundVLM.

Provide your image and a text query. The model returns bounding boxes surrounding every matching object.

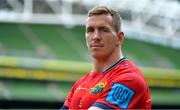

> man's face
[86,14,119,60]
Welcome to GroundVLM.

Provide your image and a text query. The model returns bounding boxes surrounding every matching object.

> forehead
[86,14,113,27]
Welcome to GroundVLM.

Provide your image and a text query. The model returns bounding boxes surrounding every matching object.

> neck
[93,50,123,73]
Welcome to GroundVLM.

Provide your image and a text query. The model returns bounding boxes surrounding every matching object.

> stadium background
[0,0,180,109]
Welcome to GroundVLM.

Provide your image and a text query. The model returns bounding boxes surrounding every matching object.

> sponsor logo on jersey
[90,82,107,94]
[106,83,135,109]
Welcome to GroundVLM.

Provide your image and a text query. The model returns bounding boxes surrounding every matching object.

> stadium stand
[0,23,180,69]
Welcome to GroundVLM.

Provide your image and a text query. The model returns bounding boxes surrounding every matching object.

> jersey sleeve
[92,72,151,109]
[63,74,89,107]
[63,81,78,107]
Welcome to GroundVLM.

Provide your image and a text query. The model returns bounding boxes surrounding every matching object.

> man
[60,6,151,109]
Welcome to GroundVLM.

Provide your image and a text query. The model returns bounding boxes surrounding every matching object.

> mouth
[90,44,104,48]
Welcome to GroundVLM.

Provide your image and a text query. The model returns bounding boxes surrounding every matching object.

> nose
[93,30,101,41]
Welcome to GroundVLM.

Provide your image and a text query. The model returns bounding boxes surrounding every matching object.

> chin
[91,53,105,59]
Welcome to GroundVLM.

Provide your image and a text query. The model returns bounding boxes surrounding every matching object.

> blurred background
[0,0,180,109]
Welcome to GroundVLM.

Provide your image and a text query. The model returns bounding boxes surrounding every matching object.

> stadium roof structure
[0,0,180,49]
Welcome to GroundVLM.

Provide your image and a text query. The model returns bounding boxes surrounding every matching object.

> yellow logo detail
[90,82,107,94]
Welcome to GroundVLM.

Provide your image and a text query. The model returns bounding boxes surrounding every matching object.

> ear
[117,32,124,45]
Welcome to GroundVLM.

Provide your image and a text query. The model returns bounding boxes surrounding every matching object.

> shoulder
[110,60,147,90]
[72,71,95,89]
[115,60,144,78]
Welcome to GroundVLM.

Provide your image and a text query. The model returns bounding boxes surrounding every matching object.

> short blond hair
[88,6,122,33]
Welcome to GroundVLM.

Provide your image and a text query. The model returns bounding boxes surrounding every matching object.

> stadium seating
[0,23,180,69]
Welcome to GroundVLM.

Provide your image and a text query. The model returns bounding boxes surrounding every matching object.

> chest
[70,74,108,109]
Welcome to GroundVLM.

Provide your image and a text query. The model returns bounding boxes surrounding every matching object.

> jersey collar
[102,57,127,74]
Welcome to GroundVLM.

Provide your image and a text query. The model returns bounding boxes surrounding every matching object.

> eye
[101,27,109,32]
[103,28,108,32]
[86,27,94,33]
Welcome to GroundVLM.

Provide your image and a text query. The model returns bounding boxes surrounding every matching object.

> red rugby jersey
[63,58,152,109]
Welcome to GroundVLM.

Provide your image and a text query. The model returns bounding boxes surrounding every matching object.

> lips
[90,44,104,48]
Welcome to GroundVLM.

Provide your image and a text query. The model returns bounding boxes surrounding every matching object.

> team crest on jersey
[90,82,107,94]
